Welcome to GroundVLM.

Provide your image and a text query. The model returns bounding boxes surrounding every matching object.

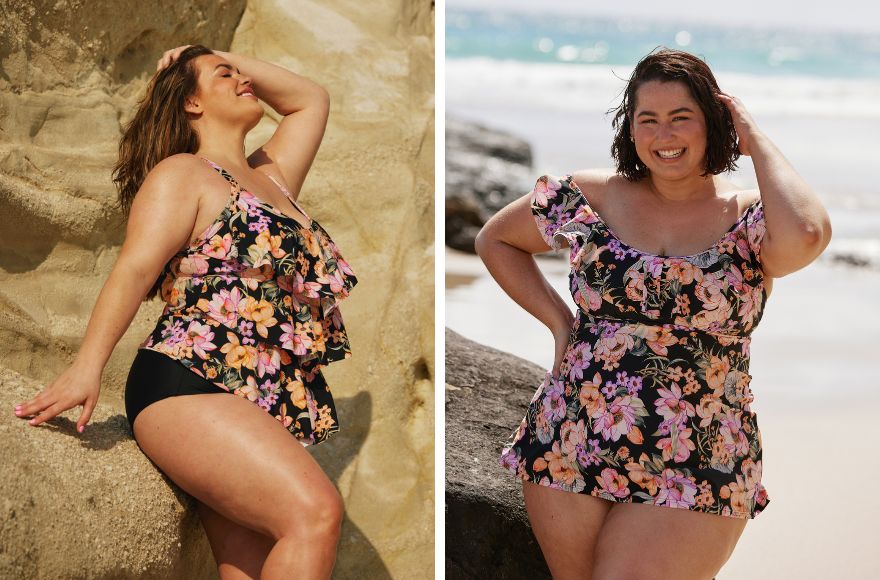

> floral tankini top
[139,157,357,446]
[500,174,770,519]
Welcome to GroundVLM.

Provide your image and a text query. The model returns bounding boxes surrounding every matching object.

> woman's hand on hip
[550,309,575,376]
[13,362,102,434]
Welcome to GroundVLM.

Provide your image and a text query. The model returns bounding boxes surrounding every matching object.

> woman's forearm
[212,49,328,116]
[476,238,573,334]
[72,262,155,374]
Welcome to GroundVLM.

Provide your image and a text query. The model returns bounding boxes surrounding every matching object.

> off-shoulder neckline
[562,174,762,260]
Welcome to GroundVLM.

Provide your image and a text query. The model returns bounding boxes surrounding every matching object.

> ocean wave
[447,58,880,119]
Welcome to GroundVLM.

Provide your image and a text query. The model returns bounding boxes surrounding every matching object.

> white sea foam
[447,58,880,119]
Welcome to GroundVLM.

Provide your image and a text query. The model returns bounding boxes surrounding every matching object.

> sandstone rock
[445,327,551,578]
[445,118,534,253]
[0,367,216,579]
[0,1,434,577]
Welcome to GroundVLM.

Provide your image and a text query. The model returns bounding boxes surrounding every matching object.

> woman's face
[187,54,263,129]
[629,80,708,180]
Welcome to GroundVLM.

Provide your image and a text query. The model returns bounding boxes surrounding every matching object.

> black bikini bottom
[124,348,228,433]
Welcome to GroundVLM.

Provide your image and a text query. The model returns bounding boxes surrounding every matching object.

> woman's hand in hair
[155,45,195,72]
[717,91,761,156]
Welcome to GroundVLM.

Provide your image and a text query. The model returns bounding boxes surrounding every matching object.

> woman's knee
[275,486,344,543]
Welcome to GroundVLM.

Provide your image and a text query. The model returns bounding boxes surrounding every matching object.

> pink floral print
[139,157,357,445]
[500,174,770,518]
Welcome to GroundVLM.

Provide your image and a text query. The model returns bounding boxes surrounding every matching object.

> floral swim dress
[499,174,770,519]
[139,157,357,446]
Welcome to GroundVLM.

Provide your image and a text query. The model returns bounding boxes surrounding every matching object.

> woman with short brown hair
[476,47,831,578]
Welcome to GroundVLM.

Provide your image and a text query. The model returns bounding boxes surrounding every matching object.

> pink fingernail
[15,405,21,410]
[78,425,84,433]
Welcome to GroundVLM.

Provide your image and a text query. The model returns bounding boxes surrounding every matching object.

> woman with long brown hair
[13,44,357,579]
[476,47,831,578]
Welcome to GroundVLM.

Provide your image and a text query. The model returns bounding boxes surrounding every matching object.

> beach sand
[446,247,880,579]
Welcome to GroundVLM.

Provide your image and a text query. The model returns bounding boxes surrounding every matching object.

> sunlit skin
[630,80,715,202]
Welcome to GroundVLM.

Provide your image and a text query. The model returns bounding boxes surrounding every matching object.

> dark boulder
[445,119,534,253]
[445,327,551,578]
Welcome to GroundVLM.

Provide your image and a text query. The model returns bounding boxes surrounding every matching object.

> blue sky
[445,0,880,34]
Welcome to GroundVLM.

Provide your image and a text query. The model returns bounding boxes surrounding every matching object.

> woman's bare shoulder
[131,154,207,213]
[716,178,762,206]
[569,169,621,202]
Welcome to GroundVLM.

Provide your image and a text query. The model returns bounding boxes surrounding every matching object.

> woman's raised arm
[213,49,330,200]
[717,92,832,277]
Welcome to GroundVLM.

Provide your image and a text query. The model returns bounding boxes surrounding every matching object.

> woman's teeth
[656,148,685,159]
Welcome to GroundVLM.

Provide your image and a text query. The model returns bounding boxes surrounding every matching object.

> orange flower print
[625,270,648,303]
[314,405,336,433]
[301,229,322,256]
[239,297,278,339]
[202,232,234,260]
[285,372,308,409]
[643,326,678,356]
[624,458,659,495]
[696,392,724,428]
[578,372,606,418]
[534,441,585,492]
[138,157,356,446]
[497,175,770,517]
[592,325,636,371]
[705,355,732,393]
[236,375,261,402]
[220,331,258,370]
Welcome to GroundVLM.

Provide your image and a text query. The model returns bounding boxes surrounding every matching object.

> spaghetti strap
[138,154,358,446]
[266,173,312,222]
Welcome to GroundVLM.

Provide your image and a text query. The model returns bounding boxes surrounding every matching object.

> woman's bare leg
[132,392,343,580]
[591,502,748,580]
[522,481,614,579]
[196,500,275,579]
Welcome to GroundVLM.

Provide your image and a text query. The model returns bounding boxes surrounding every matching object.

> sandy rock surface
[1,1,434,577]
[0,367,216,579]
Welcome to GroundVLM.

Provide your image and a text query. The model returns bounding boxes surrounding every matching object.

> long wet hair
[608,47,740,181]
[110,44,215,300]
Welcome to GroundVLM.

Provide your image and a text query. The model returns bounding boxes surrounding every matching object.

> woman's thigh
[132,391,340,541]
[196,499,274,580]
[592,502,748,580]
[522,481,614,580]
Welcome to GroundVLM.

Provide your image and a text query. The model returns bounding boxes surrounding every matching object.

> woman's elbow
[474,225,489,257]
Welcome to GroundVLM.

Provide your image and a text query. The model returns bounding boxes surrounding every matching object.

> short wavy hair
[608,47,740,181]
